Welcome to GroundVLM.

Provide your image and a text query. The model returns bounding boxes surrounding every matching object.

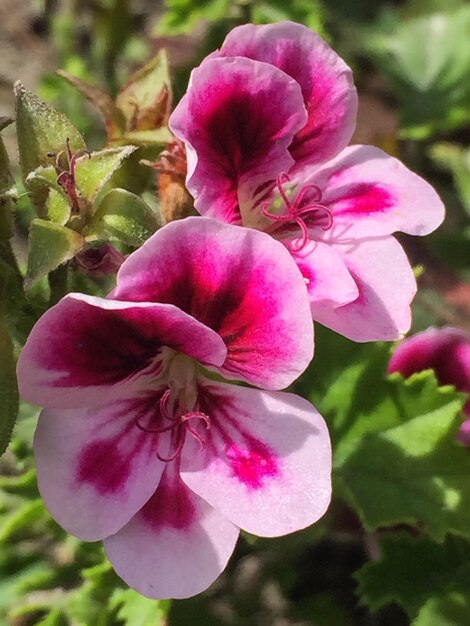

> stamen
[259,173,333,251]
[135,390,211,462]
[49,138,91,212]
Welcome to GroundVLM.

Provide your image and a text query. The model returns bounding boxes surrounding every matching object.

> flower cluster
[170,21,444,342]
[17,21,444,599]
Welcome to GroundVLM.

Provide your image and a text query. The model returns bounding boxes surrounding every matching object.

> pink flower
[17,217,331,599]
[388,327,470,445]
[170,21,445,342]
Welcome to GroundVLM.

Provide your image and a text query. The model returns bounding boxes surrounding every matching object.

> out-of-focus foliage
[156,0,325,35]
[356,533,470,620]
[367,6,470,139]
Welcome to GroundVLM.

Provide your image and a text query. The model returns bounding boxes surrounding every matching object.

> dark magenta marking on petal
[77,439,132,495]
[226,443,279,490]
[331,184,394,216]
[197,383,281,490]
[141,469,196,530]
[75,394,162,495]
[44,304,162,388]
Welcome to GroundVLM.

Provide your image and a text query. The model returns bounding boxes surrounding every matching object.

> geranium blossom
[388,326,470,445]
[17,217,331,599]
[170,21,445,342]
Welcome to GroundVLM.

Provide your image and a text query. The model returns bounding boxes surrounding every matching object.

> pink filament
[135,392,211,462]
[51,138,91,211]
[260,173,333,251]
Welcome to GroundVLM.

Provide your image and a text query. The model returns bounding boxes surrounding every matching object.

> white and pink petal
[311,236,417,342]
[309,145,445,240]
[180,380,332,538]
[17,293,226,409]
[284,237,359,309]
[105,464,239,599]
[216,21,358,169]
[34,391,170,541]
[114,218,314,390]
[170,56,307,224]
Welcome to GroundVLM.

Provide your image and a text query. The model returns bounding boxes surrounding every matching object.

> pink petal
[170,56,307,224]
[180,380,331,537]
[309,145,445,239]
[17,293,226,409]
[388,327,470,420]
[285,237,359,309]
[34,393,169,541]
[104,464,239,599]
[311,236,417,342]
[216,21,358,169]
[388,327,470,444]
[457,419,470,446]
[114,218,314,390]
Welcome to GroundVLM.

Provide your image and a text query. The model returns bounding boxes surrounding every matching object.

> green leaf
[27,219,85,284]
[66,559,122,626]
[0,322,18,456]
[298,327,470,539]
[356,533,470,618]
[14,81,86,178]
[56,69,126,137]
[367,7,470,139]
[413,591,470,626]
[430,143,470,217]
[115,49,172,132]
[89,188,159,245]
[336,372,470,539]
[74,146,137,204]
[112,588,171,626]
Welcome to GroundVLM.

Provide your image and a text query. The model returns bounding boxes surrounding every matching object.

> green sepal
[115,49,172,132]
[0,118,14,240]
[26,166,63,197]
[113,128,172,147]
[0,321,19,456]
[56,69,126,138]
[89,188,159,245]
[73,146,137,205]
[0,116,13,133]
[14,81,86,177]
[46,189,72,226]
[27,219,85,284]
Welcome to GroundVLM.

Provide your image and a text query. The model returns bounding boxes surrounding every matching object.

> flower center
[259,172,333,251]
[134,354,211,462]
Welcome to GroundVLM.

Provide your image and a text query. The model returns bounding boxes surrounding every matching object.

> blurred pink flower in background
[388,327,470,445]
[170,21,445,343]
